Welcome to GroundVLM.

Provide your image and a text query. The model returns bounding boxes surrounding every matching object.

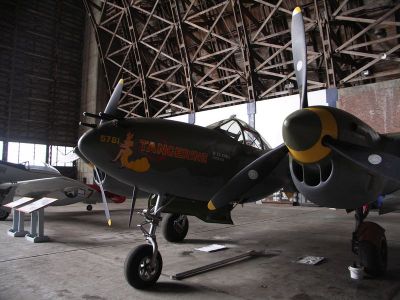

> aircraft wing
[208,144,290,210]
[0,160,60,183]
[0,176,95,206]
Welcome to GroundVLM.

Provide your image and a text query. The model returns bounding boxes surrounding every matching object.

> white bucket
[348,265,364,279]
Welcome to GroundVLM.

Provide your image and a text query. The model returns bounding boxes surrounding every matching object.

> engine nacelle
[289,154,384,209]
[283,106,389,209]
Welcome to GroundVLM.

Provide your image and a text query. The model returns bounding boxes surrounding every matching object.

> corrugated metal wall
[0,0,85,148]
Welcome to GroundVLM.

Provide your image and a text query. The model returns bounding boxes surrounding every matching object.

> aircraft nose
[282,109,321,152]
[77,128,98,163]
[282,108,338,164]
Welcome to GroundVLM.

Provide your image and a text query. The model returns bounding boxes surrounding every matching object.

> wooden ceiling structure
[83,0,400,118]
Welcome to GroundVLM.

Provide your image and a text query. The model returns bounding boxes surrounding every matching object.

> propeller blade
[128,186,138,228]
[324,137,400,183]
[291,7,308,108]
[208,144,288,211]
[94,167,112,226]
[100,79,124,124]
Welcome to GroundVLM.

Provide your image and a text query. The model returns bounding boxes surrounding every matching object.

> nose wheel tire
[162,213,189,243]
[0,208,9,221]
[124,244,163,289]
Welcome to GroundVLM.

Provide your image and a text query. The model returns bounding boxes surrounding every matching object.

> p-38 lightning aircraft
[78,83,295,288]
[78,6,400,289]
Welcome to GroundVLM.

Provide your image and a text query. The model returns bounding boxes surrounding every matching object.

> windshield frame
[207,117,270,150]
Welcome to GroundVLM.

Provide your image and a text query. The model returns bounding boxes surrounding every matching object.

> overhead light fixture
[362,69,370,77]
[285,82,294,90]
[374,28,387,39]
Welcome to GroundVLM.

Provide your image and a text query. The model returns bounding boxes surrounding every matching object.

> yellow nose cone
[283,107,338,164]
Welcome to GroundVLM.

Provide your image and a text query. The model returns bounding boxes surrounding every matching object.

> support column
[316,0,336,87]
[188,112,195,125]
[5,196,32,237]
[2,141,7,161]
[232,0,257,128]
[170,0,196,113]
[26,209,49,243]
[29,211,38,237]
[326,88,338,107]
[79,2,103,184]
[8,210,29,237]
[247,102,256,129]
[124,2,150,117]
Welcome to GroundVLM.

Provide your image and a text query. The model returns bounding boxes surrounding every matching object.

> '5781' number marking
[100,135,120,144]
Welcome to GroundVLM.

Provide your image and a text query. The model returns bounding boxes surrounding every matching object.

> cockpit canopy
[207,117,270,150]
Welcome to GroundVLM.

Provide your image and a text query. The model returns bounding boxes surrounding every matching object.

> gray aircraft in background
[0,160,126,221]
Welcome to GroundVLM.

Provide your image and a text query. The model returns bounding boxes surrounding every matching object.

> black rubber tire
[0,208,9,221]
[86,204,93,211]
[124,244,162,289]
[162,213,189,243]
[358,236,387,277]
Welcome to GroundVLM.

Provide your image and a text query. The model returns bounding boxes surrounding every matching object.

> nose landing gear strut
[124,194,165,289]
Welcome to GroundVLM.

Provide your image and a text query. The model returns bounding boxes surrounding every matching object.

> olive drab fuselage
[78,117,294,207]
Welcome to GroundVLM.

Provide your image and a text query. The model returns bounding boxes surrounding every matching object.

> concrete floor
[0,199,399,300]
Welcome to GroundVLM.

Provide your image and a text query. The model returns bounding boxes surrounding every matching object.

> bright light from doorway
[7,142,47,165]
[7,143,19,164]
[50,146,74,167]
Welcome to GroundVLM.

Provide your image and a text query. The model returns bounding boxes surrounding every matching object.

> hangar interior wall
[0,0,85,165]
[338,78,400,133]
